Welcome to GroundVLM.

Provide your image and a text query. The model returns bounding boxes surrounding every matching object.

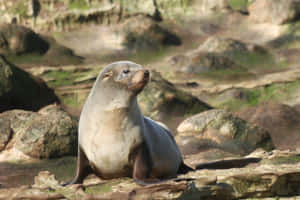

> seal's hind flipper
[63,145,92,186]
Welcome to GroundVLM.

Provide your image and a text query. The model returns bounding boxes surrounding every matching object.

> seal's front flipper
[62,146,92,186]
[178,162,195,174]
[132,145,152,182]
[132,146,195,186]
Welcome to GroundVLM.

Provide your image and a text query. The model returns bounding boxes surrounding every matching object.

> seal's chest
[88,128,143,175]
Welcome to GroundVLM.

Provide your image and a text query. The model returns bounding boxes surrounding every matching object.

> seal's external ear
[103,71,113,80]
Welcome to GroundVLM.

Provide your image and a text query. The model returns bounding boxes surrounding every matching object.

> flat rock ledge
[1,150,300,200]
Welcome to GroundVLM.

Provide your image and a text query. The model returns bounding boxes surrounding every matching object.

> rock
[52,5,122,31]
[1,150,300,199]
[121,15,181,50]
[0,105,77,159]
[0,55,59,112]
[170,36,270,74]
[0,23,82,65]
[0,0,214,31]
[249,0,300,25]
[179,52,244,74]
[198,36,268,56]
[235,103,300,150]
[176,109,274,155]
[138,70,212,128]
[0,23,49,55]
[41,35,83,66]
[170,37,264,74]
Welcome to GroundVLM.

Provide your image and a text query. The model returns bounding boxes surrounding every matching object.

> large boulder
[138,70,212,127]
[235,103,300,150]
[0,105,77,159]
[198,36,267,56]
[176,52,244,74]
[0,55,59,112]
[249,0,300,25]
[170,36,268,74]
[176,109,274,156]
[0,23,82,65]
[121,15,181,50]
[0,23,49,55]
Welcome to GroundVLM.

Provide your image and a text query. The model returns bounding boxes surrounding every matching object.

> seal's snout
[129,69,150,92]
[144,70,150,78]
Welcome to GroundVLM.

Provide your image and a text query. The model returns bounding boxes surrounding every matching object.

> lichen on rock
[176,109,274,156]
[0,105,78,159]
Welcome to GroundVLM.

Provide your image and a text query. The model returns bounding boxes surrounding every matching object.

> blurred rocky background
[1,0,300,199]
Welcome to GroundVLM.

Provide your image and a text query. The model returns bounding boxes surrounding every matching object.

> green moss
[68,0,90,10]
[127,47,171,65]
[230,175,272,196]
[45,70,74,87]
[85,180,121,194]
[6,53,46,65]
[5,50,82,67]
[198,69,254,82]
[61,93,86,107]
[262,155,300,165]
[228,0,249,11]
[12,0,28,18]
[218,80,300,111]
[232,50,280,72]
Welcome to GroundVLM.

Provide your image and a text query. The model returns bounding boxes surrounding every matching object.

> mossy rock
[138,70,212,123]
[122,15,181,50]
[249,0,300,25]
[176,109,274,155]
[0,23,82,66]
[0,23,49,55]
[0,105,78,158]
[198,36,268,57]
[0,55,59,112]
[180,52,245,74]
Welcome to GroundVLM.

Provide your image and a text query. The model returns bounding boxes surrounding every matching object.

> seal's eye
[123,69,130,74]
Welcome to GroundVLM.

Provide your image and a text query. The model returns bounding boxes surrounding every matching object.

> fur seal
[66,61,193,185]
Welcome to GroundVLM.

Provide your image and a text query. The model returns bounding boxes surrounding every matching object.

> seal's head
[90,61,150,110]
[100,61,149,93]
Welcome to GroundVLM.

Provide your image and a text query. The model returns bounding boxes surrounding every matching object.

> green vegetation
[262,155,300,165]
[45,70,75,87]
[61,93,86,107]
[6,51,82,67]
[198,69,254,82]
[233,51,272,68]
[42,69,94,107]
[6,53,45,66]
[12,0,28,18]
[85,180,124,194]
[130,47,170,64]
[228,0,253,12]
[68,0,90,10]
[218,80,300,111]
[230,48,286,74]
[196,48,283,82]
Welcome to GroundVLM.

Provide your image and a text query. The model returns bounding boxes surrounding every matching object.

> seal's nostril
[144,70,150,78]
